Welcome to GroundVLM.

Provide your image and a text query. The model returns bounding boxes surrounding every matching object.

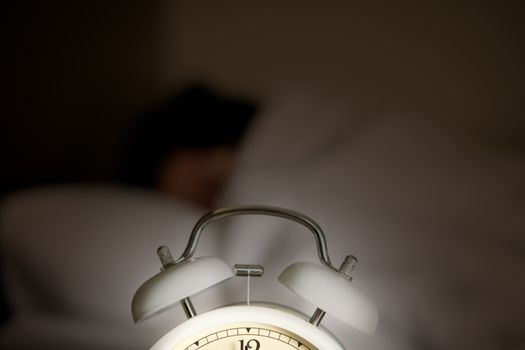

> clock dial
[172,323,317,350]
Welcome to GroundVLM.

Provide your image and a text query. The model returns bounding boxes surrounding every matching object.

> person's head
[120,85,256,208]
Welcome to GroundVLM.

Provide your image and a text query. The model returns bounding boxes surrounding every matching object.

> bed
[1,90,524,349]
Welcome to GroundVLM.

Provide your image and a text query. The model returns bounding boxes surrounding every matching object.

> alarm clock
[132,205,378,350]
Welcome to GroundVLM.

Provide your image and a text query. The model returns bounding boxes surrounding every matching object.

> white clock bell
[132,205,378,350]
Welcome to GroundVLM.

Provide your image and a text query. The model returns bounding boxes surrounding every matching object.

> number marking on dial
[182,325,313,350]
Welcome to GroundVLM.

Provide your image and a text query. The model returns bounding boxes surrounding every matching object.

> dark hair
[119,85,256,187]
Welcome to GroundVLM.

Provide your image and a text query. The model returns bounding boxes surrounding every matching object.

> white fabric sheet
[1,90,524,349]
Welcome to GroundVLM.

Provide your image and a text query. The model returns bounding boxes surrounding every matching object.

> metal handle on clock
[175,205,341,274]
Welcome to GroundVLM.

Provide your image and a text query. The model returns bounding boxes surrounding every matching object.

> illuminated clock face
[149,306,344,350]
[173,323,317,350]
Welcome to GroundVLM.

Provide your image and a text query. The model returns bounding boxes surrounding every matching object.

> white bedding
[220,90,525,350]
[1,90,524,349]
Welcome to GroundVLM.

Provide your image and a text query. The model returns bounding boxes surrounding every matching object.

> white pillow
[0,185,222,345]
[220,91,525,350]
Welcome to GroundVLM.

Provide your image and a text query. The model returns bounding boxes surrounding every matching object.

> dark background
[2,1,164,195]
[2,0,524,197]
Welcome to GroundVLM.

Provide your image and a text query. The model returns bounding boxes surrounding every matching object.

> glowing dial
[173,323,317,350]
